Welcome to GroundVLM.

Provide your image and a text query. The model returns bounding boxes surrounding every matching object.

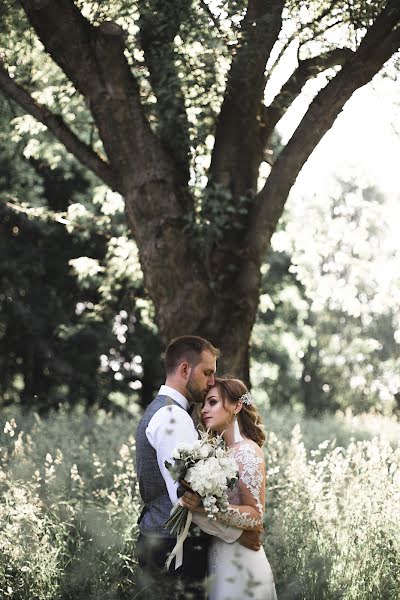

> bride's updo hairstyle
[215,377,266,447]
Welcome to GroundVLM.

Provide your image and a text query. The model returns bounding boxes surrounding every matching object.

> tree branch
[266,0,343,82]
[0,63,116,190]
[18,0,174,194]
[260,48,354,149]
[138,0,192,185]
[199,0,228,42]
[199,1,286,293]
[18,0,103,100]
[249,0,400,263]
[4,195,114,239]
[209,0,285,193]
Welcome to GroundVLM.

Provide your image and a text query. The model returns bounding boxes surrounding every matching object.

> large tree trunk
[125,178,260,380]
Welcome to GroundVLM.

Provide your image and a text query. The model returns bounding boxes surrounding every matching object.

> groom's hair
[165,335,220,374]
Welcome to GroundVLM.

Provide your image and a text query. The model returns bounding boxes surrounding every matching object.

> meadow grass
[1,404,399,599]
[265,416,400,600]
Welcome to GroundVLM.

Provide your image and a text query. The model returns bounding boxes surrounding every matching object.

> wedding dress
[206,440,277,600]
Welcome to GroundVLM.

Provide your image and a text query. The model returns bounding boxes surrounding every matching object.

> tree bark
[139,0,192,185]
[209,0,285,199]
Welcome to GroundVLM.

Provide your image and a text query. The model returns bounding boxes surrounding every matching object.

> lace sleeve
[218,442,265,530]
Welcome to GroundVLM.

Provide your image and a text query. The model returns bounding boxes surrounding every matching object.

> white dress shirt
[146,385,197,505]
[146,384,241,543]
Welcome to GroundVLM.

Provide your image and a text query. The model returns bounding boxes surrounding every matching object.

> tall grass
[265,425,400,599]
[0,407,140,599]
[1,405,399,599]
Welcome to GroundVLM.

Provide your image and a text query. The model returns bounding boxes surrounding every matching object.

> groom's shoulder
[139,394,178,421]
[148,393,172,410]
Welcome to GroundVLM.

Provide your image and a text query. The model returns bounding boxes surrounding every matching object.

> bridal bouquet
[163,431,238,536]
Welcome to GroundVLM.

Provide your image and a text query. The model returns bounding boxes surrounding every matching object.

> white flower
[215,447,225,459]
[176,442,192,453]
[164,433,239,524]
[199,443,212,458]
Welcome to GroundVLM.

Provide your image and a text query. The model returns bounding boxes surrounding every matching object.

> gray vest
[136,394,185,537]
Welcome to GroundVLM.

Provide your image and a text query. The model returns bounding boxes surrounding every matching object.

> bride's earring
[233,414,243,443]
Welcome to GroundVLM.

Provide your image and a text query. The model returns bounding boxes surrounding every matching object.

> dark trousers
[136,532,210,600]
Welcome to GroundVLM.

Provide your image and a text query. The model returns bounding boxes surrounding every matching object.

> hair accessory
[239,391,253,406]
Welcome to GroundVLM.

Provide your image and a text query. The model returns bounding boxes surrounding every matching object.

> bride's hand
[180,489,202,511]
[238,529,263,552]
[177,479,191,498]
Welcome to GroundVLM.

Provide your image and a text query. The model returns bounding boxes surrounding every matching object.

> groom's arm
[191,514,261,549]
[191,512,242,543]
[146,404,197,505]
[183,490,261,548]
[190,517,261,550]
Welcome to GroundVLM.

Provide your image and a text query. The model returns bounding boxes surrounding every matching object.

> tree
[0,95,163,412]
[1,0,399,380]
[251,176,400,415]
[289,179,400,415]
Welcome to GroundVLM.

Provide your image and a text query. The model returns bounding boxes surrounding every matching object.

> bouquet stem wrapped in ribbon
[163,431,238,569]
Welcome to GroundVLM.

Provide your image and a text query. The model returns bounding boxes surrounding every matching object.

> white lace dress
[207,440,277,600]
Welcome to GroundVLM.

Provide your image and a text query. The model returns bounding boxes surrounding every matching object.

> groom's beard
[186,374,207,405]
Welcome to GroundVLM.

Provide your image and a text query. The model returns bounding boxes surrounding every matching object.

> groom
[135,335,261,600]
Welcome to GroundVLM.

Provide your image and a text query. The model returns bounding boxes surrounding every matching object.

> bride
[182,376,277,600]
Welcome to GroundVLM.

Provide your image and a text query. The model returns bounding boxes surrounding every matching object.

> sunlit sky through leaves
[280,77,400,303]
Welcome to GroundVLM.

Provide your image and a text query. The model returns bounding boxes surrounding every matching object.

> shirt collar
[159,385,190,411]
